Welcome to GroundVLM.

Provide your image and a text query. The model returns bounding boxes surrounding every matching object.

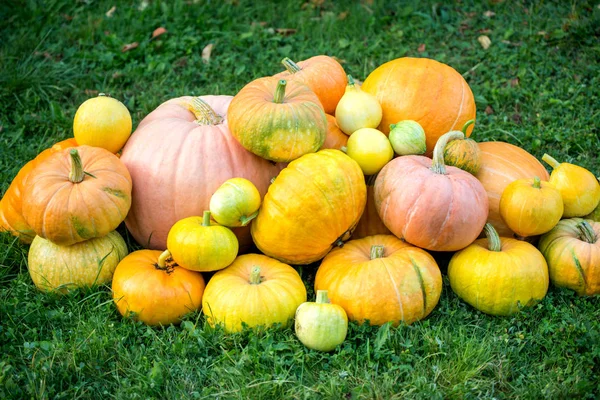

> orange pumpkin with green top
[442,120,481,175]
[0,138,77,243]
[22,146,132,246]
[227,77,327,162]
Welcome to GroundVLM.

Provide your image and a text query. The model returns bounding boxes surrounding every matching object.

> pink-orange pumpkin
[374,132,489,251]
[119,96,282,251]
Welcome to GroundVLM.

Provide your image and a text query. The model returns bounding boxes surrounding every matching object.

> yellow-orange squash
[0,138,78,243]
[314,235,442,326]
[475,142,550,237]
[112,249,206,326]
[538,218,600,296]
[251,149,366,264]
[22,146,132,246]
[361,57,476,155]
[202,253,307,333]
[448,223,549,316]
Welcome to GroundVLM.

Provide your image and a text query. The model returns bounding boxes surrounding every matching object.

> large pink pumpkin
[120,95,282,251]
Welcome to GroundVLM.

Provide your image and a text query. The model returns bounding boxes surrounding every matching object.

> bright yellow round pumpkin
[73,94,133,153]
[251,149,367,264]
[542,154,600,218]
[166,211,238,272]
[345,128,394,175]
[499,177,564,237]
[448,223,549,316]
[28,231,128,293]
[202,253,307,333]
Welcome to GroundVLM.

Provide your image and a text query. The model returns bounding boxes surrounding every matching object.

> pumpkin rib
[410,256,428,316]
[570,249,587,288]
[381,257,405,322]
[40,182,73,241]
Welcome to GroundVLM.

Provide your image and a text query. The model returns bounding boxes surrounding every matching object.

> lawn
[1,0,599,398]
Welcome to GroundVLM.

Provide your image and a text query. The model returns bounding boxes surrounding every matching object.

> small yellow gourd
[542,154,600,218]
[334,75,382,135]
[344,128,393,175]
[209,178,261,227]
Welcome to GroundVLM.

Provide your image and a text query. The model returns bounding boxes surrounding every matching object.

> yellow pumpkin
[448,223,549,316]
[202,253,307,333]
[251,149,366,264]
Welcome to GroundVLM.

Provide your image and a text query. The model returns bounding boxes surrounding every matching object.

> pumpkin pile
[3,54,600,352]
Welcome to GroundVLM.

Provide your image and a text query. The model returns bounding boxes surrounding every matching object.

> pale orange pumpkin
[274,55,347,114]
[476,142,550,237]
[361,57,476,155]
[22,146,132,246]
[120,96,282,251]
[0,138,78,243]
[315,235,442,326]
[321,114,348,150]
[374,132,488,251]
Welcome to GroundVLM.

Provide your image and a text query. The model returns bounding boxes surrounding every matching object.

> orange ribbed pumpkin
[274,56,347,114]
[321,114,348,150]
[120,96,282,251]
[0,138,77,243]
[476,142,550,237]
[315,235,442,326]
[361,57,476,155]
[22,146,132,246]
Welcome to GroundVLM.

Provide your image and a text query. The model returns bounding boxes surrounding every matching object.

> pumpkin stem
[430,131,464,175]
[340,146,348,154]
[541,153,560,169]
[346,74,356,87]
[370,245,385,260]
[577,220,597,244]
[240,210,259,226]
[315,290,330,304]
[69,149,85,183]
[532,176,542,189]
[461,119,475,135]
[281,57,302,74]
[483,223,502,252]
[155,250,176,274]
[188,97,223,125]
[273,80,287,104]
[202,211,211,227]
[249,266,262,284]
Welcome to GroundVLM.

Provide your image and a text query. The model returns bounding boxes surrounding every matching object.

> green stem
[542,153,560,169]
[370,245,385,260]
[273,80,287,104]
[189,97,223,125]
[532,176,541,189]
[461,119,475,135]
[577,220,597,244]
[430,131,465,174]
[347,74,356,87]
[484,223,502,252]
[240,210,259,226]
[202,211,211,227]
[249,266,262,284]
[340,146,348,154]
[315,290,330,304]
[69,149,84,183]
[281,57,301,74]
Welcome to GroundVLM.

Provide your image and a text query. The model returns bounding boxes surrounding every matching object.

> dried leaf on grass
[275,28,296,36]
[106,6,116,18]
[485,105,494,115]
[122,42,139,53]
[417,44,426,52]
[152,27,167,39]
[85,89,99,96]
[478,35,491,50]
[484,11,496,18]
[202,43,214,63]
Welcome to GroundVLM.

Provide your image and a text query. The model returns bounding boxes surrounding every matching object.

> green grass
[1,0,600,398]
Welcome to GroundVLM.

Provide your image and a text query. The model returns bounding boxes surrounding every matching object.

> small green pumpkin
[443,120,481,175]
